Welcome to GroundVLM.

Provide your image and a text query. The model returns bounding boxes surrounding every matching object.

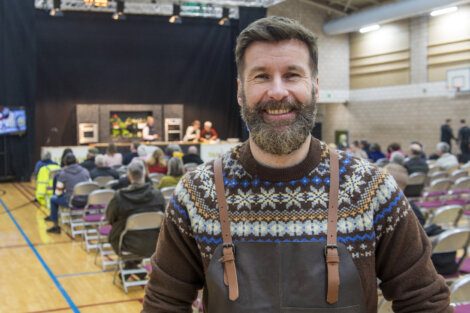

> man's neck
[249,135,312,169]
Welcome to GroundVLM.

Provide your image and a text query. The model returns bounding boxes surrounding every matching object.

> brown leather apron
[204,149,366,313]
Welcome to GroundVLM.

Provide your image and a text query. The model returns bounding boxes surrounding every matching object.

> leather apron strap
[326,148,340,304]
[214,158,239,301]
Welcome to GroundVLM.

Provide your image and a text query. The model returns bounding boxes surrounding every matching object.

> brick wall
[320,96,470,155]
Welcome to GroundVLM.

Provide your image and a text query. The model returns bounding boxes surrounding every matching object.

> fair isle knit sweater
[143,139,451,313]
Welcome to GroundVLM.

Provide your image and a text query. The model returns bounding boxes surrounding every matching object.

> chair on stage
[82,189,115,251]
[113,211,164,293]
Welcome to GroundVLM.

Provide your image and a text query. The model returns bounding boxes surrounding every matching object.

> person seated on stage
[123,141,140,166]
[183,120,201,142]
[80,147,100,173]
[146,147,167,174]
[142,116,159,141]
[199,121,219,143]
[106,160,165,272]
[157,157,184,189]
[33,151,57,179]
[104,143,123,168]
[90,154,119,180]
[45,153,90,234]
[165,144,183,160]
[435,142,459,171]
[182,145,203,165]
[404,143,429,175]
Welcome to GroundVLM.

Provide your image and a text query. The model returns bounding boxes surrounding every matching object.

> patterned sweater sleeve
[374,173,452,313]
[142,180,205,313]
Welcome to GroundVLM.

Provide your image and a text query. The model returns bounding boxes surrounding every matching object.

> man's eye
[285,73,300,79]
[254,74,269,80]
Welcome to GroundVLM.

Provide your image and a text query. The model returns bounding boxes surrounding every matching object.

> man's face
[194,121,200,129]
[238,39,319,155]
[147,116,154,126]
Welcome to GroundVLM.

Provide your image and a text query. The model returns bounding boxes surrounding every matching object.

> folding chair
[450,274,470,312]
[160,186,176,202]
[404,172,426,198]
[95,224,118,271]
[113,211,165,293]
[184,162,198,173]
[432,228,470,281]
[377,297,393,313]
[417,178,454,209]
[451,170,469,182]
[426,205,463,229]
[149,173,164,183]
[83,189,115,251]
[93,176,115,188]
[429,171,449,184]
[61,181,100,238]
[105,179,119,190]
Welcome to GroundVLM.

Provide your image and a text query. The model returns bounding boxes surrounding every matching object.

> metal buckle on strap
[223,243,236,255]
[324,244,338,257]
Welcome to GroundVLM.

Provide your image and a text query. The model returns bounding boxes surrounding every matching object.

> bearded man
[142,16,451,313]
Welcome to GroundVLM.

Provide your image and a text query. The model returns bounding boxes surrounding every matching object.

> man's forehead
[243,39,310,70]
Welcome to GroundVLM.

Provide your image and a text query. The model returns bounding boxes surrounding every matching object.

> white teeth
[267,109,290,115]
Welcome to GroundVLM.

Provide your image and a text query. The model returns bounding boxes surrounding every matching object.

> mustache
[253,99,304,113]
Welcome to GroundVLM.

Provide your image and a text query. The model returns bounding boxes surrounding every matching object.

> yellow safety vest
[35,163,61,206]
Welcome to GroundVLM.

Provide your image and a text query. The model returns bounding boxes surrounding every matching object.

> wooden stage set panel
[0,183,145,313]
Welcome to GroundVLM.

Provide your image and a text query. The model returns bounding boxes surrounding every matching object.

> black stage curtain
[35,11,242,158]
[0,0,35,181]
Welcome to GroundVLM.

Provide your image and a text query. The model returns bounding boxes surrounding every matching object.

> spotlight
[169,4,182,24]
[50,0,63,17]
[112,0,126,20]
[218,7,230,26]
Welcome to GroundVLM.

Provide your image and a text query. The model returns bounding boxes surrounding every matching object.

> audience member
[45,153,90,234]
[182,146,203,165]
[457,119,470,162]
[104,143,123,167]
[123,141,140,165]
[440,118,456,152]
[386,143,404,160]
[33,151,57,178]
[157,157,184,189]
[349,140,368,159]
[80,148,100,172]
[142,116,159,141]
[90,154,119,180]
[368,143,385,163]
[384,152,409,190]
[146,147,167,174]
[137,144,149,161]
[435,142,459,170]
[404,143,429,175]
[200,121,219,142]
[106,160,165,270]
[183,120,201,142]
[60,148,73,167]
[359,140,370,155]
[165,144,183,159]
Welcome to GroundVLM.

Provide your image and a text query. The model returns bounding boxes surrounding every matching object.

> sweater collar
[238,137,322,182]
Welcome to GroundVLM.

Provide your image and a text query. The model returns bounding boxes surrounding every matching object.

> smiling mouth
[265,108,294,115]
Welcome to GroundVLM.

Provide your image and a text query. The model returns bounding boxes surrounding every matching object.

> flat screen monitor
[0,107,27,135]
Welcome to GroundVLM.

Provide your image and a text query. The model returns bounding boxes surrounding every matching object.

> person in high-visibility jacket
[35,152,60,207]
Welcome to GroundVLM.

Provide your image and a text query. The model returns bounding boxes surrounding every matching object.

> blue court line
[0,198,80,313]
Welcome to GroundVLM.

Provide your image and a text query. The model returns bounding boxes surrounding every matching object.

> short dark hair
[64,153,76,166]
[235,16,318,78]
[461,119,466,124]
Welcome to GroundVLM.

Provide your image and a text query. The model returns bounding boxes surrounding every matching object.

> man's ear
[237,78,243,106]
[313,77,319,102]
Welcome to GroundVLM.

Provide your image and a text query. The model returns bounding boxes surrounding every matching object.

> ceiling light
[112,0,126,20]
[50,0,63,16]
[218,7,230,26]
[359,24,380,33]
[169,4,182,24]
[430,6,458,17]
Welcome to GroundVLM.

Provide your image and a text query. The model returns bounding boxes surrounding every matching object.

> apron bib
[204,149,367,313]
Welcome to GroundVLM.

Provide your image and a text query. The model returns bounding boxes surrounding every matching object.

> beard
[240,88,317,155]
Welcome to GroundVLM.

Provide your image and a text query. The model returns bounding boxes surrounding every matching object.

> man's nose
[266,76,289,101]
